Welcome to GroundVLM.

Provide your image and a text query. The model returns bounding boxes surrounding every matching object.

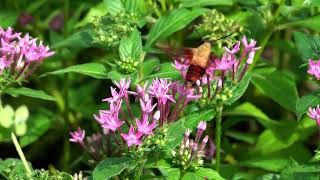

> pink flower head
[129,82,148,97]
[136,118,157,135]
[102,87,123,102]
[115,78,130,96]
[0,55,12,74]
[94,111,124,132]
[69,127,85,144]
[213,54,236,71]
[149,78,176,104]
[173,60,189,79]
[121,126,143,147]
[242,36,260,52]
[308,106,320,126]
[140,98,157,114]
[224,41,240,55]
[307,59,320,79]
[0,27,21,42]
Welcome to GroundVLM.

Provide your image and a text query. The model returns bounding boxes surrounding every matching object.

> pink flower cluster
[307,59,320,79]
[0,27,54,79]
[173,36,260,98]
[70,78,201,148]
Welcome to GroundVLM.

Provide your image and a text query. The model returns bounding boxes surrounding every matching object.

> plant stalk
[215,105,223,172]
[11,132,32,177]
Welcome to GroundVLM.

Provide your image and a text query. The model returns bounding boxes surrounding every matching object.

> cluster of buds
[115,56,139,74]
[70,78,201,152]
[195,9,244,48]
[0,27,54,81]
[174,36,260,106]
[91,12,139,47]
[172,121,209,170]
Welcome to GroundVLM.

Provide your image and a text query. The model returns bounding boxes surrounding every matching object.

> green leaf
[123,0,147,13]
[44,63,109,79]
[107,70,124,82]
[296,90,320,119]
[254,117,317,154]
[0,158,33,177]
[14,105,29,124]
[240,157,290,172]
[225,130,257,144]
[159,168,181,180]
[143,62,180,81]
[282,15,320,32]
[251,70,298,112]
[293,32,320,62]
[139,58,160,78]
[146,8,206,47]
[194,168,225,180]
[52,31,93,49]
[166,119,186,148]
[104,0,125,15]
[0,105,14,128]
[76,2,108,27]
[93,157,136,180]
[225,72,252,105]
[19,113,51,147]
[119,30,143,61]
[5,88,55,101]
[225,102,279,128]
[181,168,225,180]
[0,11,17,28]
[180,0,233,7]
[280,163,320,180]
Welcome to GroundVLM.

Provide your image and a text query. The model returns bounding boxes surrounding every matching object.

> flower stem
[11,132,32,176]
[215,105,223,172]
[134,158,146,180]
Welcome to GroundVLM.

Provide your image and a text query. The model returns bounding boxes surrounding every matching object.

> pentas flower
[0,56,12,74]
[70,127,85,144]
[121,126,143,147]
[94,111,124,132]
[224,41,240,55]
[149,78,175,104]
[213,54,236,71]
[173,60,189,79]
[0,27,54,79]
[115,78,130,96]
[136,117,157,135]
[72,78,200,151]
[307,59,320,79]
[242,36,260,52]
[308,106,320,126]
[103,87,123,102]
[140,99,157,114]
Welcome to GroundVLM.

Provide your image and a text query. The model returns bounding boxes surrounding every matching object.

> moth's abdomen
[186,64,206,83]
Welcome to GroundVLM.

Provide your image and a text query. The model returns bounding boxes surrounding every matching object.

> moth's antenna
[210,33,234,43]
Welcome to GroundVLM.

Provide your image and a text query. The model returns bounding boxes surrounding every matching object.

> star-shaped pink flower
[121,126,143,147]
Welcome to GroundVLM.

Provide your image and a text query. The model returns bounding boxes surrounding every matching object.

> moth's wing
[156,43,195,64]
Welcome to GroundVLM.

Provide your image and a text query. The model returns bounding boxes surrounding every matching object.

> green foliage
[4,88,55,101]
[93,157,137,179]
[146,8,206,47]
[252,70,299,112]
[44,63,109,79]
